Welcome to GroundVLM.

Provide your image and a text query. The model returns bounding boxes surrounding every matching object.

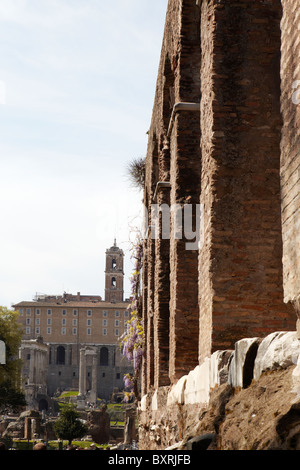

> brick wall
[198,0,295,362]
[142,0,297,395]
[142,0,201,392]
[168,0,201,382]
[280,0,300,312]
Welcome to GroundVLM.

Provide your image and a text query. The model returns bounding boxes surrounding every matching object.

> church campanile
[104,239,124,302]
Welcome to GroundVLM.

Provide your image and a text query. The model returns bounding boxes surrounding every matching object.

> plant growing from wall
[126,157,145,190]
[120,238,144,402]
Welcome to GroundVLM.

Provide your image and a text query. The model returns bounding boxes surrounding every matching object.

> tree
[54,405,88,445]
[0,307,26,413]
[0,381,26,413]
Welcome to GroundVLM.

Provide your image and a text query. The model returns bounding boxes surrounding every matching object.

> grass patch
[13,439,106,450]
[58,391,79,399]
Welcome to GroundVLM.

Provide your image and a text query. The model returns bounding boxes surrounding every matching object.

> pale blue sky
[0,0,168,307]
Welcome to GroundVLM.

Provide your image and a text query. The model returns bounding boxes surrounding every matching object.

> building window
[87,319,92,326]
[103,310,107,317]
[26,308,31,315]
[87,328,91,335]
[36,318,40,325]
[125,310,129,317]
[19,308,23,315]
[73,319,77,326]
[73,328,77,335]
[62,318,66,326]
[61,328,66,335]
[26,318,31,325]
[35,327,40,335]
[36,309,40,315]
[100,347,109,366]
[47,318,52,325]
[47,327,51,334]
[62,309,66,315]
[87,310,92,316]
[57,346,65,364]
[116,373,120,380]
[73,309,78,316]
[47,309,52,315]
[103,328,107,336]
[115,329,119,336]
[111,277,116,288]
[103,319,107,326]
[115,320,119,327]
[26,327,31,334]
[115,310,120,317]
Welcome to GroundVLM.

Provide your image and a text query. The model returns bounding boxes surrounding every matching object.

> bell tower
[105,239,124,302]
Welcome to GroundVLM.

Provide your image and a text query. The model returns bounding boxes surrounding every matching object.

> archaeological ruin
[1,0,299,452]
[138,0,300,450]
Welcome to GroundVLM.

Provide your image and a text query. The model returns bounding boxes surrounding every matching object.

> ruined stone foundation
[139,330,300,450]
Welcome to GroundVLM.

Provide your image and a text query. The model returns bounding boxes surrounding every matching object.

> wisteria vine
[120,237,144,402]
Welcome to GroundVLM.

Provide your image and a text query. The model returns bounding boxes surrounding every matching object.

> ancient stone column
[24,417,31,440]
[89,353,98,403]
[78,348,86,397]
[124,407,136,445]
[29,348,35,384]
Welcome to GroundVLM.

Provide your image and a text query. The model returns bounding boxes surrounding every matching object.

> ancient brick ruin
[139,0,300,449]
[280,0,300,313]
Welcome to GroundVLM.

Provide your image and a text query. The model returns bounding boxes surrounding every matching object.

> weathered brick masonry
[199,0,294,362]
[280,0,300,313]
[140,0,298,447]
[142,0,296,395]
[142,0,202,392]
